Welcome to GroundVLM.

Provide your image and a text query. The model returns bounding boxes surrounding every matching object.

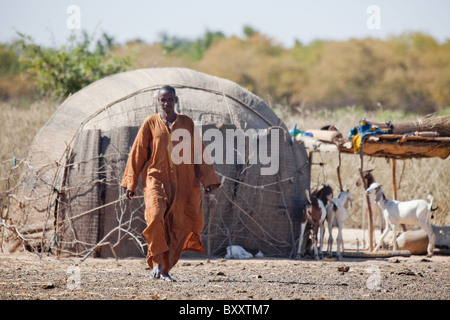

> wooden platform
[339,134,450,160]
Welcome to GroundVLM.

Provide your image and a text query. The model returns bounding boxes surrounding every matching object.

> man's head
[158,85,178,118]
[159,85,176,97]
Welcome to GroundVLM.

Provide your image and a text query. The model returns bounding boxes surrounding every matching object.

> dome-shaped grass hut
[5,68,310,259]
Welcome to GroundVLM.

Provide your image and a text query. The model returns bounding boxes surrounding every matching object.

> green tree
[158,29,225,61]
[243,25,259,39]
[0,43,22,75]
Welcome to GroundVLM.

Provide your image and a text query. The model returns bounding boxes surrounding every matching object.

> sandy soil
[1,229,449,304]
[1,245,448,302]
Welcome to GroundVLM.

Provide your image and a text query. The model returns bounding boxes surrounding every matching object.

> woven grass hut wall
[3,68,310,259]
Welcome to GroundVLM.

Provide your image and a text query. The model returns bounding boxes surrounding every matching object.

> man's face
[158,90,177,115]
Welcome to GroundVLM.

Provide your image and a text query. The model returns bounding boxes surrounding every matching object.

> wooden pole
[392,158,407,232]
[342,250,411,258]
[336,148,343,191]
[359,144,374,251]
[392,159,397,200]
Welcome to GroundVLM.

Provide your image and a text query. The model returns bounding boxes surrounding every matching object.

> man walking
[121,85,220,281]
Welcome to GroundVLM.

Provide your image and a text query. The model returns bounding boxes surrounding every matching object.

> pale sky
[1,0,449,48]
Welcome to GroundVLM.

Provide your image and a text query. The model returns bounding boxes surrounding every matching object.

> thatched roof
[5,68,310,258]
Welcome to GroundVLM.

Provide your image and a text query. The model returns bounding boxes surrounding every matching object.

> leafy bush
[158,29,226,61]
[18,31,132,98]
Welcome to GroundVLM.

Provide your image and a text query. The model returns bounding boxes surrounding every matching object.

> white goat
[323,190,353,260]
[366,182,436,257]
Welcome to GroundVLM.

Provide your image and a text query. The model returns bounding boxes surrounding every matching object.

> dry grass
[0,100,58,158]
[0,99,59,196]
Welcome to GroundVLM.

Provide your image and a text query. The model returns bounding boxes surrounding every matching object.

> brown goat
[356,170,385,236]
[297,185,333,260]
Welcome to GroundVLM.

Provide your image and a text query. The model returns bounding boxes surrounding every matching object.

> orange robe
[121,113,220,272]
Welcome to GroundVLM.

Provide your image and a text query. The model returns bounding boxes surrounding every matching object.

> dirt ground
[1,252,449,301]
[1,231,449,302]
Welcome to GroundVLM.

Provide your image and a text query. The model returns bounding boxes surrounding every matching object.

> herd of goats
[297,170,438,261]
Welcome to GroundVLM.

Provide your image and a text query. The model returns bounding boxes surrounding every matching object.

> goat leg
[374,223,390,252]
[327,223,333,256]
[392,224,398,251]
[427,233,436,257]
[337,224,343,261]
[313,225,319,261]
[319,223,325,258]
[297,222,307,258]
[419,220,435,257]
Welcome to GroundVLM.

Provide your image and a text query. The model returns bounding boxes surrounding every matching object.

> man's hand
[125,189,135,200]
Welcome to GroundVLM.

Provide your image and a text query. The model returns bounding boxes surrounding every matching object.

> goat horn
[305,189,311,203]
